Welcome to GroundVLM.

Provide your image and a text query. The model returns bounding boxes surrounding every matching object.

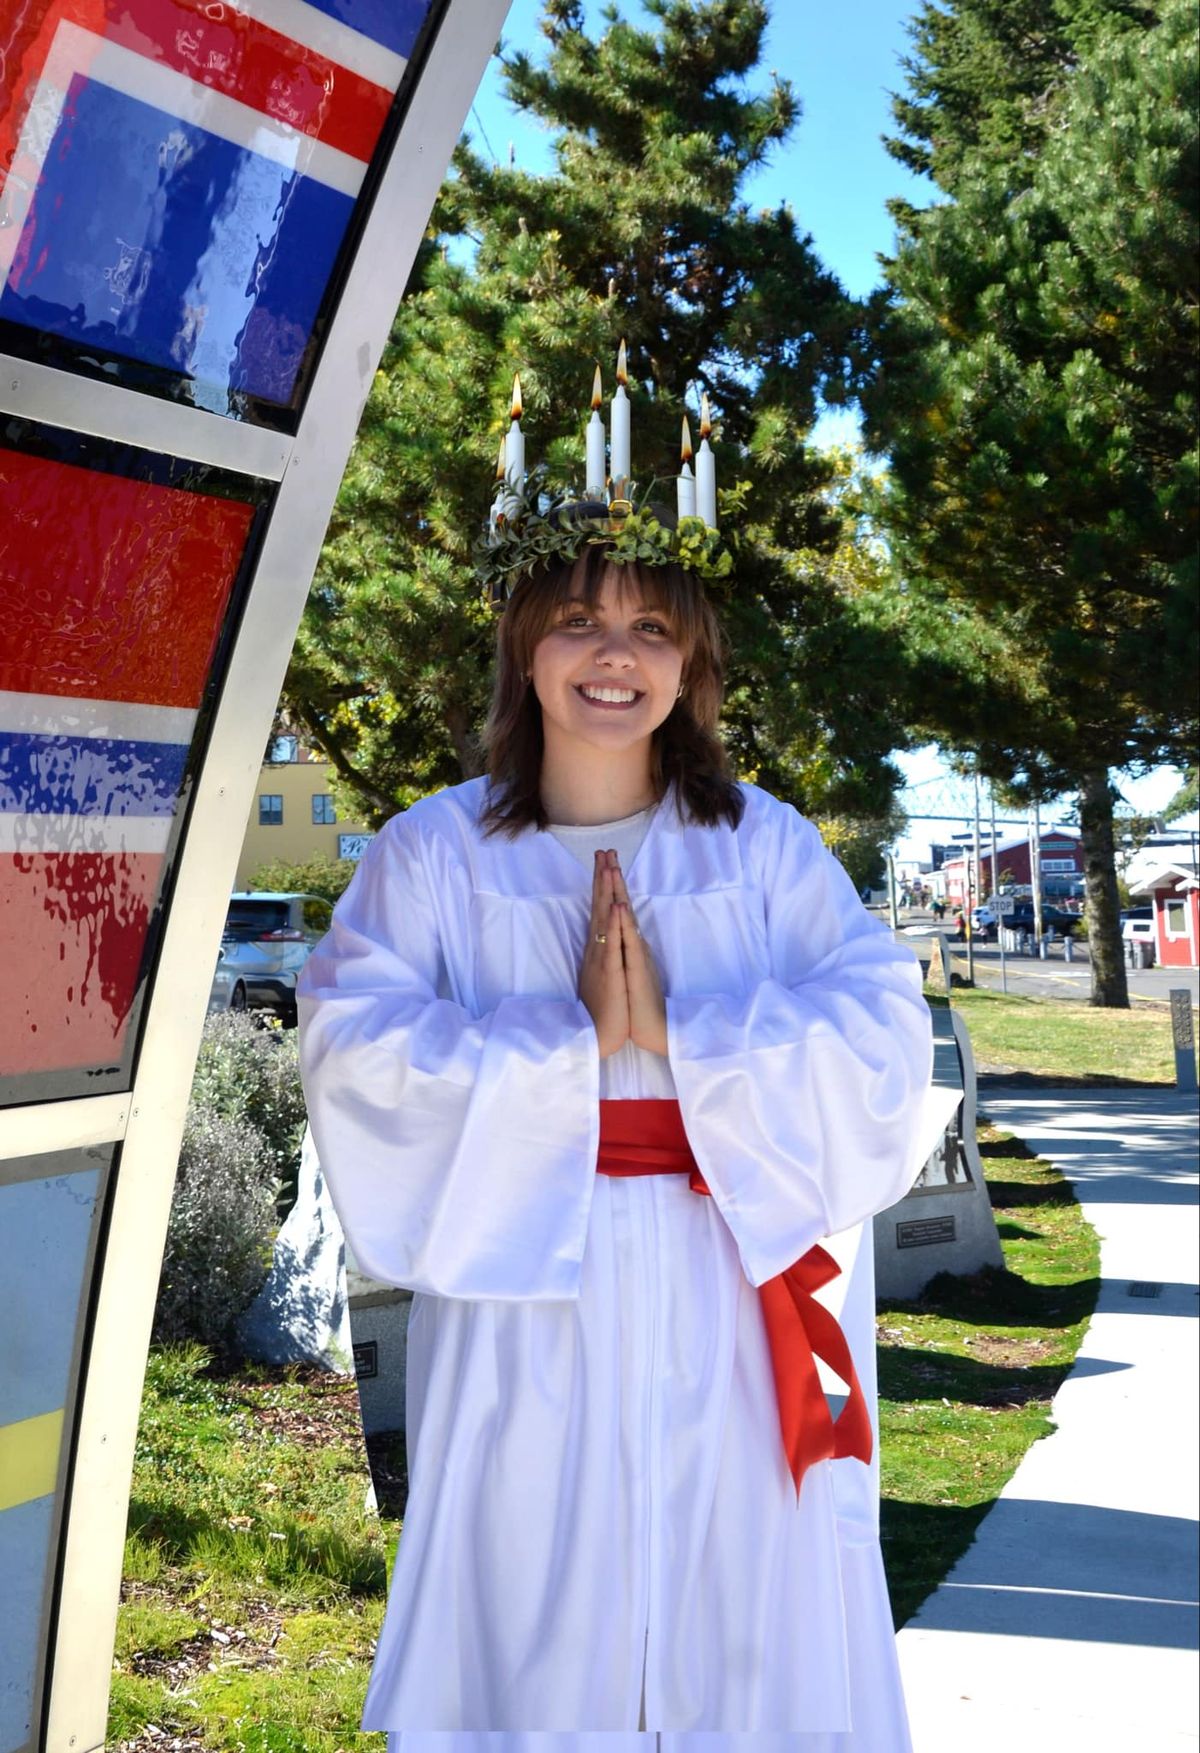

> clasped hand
[580,849,668,1060]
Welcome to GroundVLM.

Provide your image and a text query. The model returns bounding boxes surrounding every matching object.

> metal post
[1031,798,1045,944]
[887,851,900,931]
[991,783,1007,993]
[964,810,975,986]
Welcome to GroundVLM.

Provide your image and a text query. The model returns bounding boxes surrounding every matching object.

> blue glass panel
[0,734,189,819]
[302,0,436,60]
[0,76,354,410]
[0,1166,103,1428]
[0,1495,52,1753]
[0,1149,112,1753]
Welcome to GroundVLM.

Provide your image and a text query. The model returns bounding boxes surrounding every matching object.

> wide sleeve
[296,810,600,1301]
[666,796,953,1288]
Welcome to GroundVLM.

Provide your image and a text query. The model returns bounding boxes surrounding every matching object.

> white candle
[490,435,506,530]
[610,339,631,492]
[677,415,696,519]
[586,364,606,498]
[505,372,525,497]
[696,391,717,528]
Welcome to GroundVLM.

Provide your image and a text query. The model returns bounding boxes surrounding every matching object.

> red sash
[597,1097,872,1498]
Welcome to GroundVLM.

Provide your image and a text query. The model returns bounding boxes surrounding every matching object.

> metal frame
[1,3,515,1745]
[0,359,291,481]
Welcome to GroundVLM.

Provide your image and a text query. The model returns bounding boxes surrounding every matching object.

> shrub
[247,854,359,907]
[154,1110,279,1353]
[155,1013,308,1353]
[188,1011,307,1188]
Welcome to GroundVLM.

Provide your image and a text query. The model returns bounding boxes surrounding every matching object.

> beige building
[235,735,374,890]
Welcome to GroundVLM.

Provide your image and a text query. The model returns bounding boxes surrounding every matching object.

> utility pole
[1031,798,1045,943]
[991,782,1008,993]
[886,851,900,931]
[967,767,981,988]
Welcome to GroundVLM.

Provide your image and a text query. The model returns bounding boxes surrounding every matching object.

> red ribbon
[597,1097,872,1498]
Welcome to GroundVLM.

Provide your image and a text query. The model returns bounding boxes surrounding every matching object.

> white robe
[297,778,951,1744]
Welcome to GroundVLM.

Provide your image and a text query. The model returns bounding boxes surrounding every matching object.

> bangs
[517,544,706,657]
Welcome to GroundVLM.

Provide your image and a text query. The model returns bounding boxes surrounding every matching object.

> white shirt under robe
[297,777,955,1748]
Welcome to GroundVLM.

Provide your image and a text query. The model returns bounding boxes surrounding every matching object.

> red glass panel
[0,448,253,707]
[0,852,162,1075]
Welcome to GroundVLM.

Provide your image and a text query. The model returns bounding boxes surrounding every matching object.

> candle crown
[476,341,729,606]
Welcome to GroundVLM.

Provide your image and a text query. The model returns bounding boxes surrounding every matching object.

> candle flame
[700,391,712,440]
[494,436,506,481]
[510,372,523,421]
[616,338,628,387]
[591,363,603,410]
[680,415,693,464]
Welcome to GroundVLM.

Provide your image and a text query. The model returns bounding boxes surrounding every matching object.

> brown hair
[480,542,745,836]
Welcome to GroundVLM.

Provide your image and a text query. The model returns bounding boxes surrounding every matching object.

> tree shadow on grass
[882,1498,994,1629]
[977,1133,1038,1162]
[987,1176,1074,1208]
[883,1262,1100,1332]
[126,1497,386,1596]
[877,1344,1106,1408]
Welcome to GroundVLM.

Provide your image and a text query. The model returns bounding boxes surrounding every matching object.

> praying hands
[580,847,668,1059]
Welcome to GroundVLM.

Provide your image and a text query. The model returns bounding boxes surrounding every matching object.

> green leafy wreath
[475,478,734,606]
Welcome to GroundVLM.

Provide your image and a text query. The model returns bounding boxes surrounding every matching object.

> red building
[1131,861,1200,969]
[941,828,1084,910]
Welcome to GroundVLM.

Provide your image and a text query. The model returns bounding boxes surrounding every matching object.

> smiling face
[530,563,685,761]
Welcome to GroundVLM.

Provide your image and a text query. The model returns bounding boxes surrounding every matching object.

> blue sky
[467,1,1185,847]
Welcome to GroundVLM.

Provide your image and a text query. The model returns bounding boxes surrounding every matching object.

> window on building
[312,794,336,825]
[259,793,283,827]
[1040,859,1076,872]
[269,734,298,763]
[1165,900,1187,936]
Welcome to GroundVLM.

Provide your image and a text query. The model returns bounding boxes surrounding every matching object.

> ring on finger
[594,931,607,945]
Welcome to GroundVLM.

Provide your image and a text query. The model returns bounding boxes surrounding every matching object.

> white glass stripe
[238,0,406,92]
[0,50,72,286]
[0,814,173,855]
[0,692,197,745]
[69,25,367,195]
[0,359,291,480]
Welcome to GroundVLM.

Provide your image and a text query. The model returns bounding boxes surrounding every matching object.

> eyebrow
[559,597,668,616]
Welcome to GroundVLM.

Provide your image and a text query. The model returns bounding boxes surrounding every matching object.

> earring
[676,686,685,699]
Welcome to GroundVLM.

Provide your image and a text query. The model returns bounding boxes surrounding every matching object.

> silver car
[207,938,249,1014]
[214,892,334,1021]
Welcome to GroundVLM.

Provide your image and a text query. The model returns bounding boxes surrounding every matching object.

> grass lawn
[939,983,1184,1084]
[110,1126,1098,1744]
[109,1349,392,1751]
[878,1118,1099,1623]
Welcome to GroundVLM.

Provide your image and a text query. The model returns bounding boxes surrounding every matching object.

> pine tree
[865,0,1199,1005]
[284,0,908,848]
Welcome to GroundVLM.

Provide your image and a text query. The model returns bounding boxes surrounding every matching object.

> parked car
[207,938,249,1015]
[974,902,1082,941]
[215,892,334,1021]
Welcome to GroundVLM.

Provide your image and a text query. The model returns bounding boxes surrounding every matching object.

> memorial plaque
[353,1340,379,1381]
[896,1214,957,1250]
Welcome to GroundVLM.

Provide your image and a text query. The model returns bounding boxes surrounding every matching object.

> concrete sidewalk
[897,1086,1200,1752]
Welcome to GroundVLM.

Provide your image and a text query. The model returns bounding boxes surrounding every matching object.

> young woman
[298,537,952,1751]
